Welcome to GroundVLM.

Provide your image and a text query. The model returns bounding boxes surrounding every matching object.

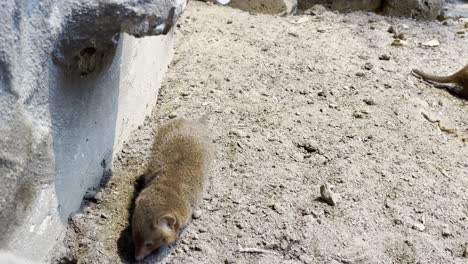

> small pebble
[320,183,340,206]
[192,209,202,219]
[225,257,236,264]
[442,19,455,26]
[83,189,97,200]
[364,98,376,105]
[100,213,110,219]
[442,227,452,237]
[364,62,373,70]
[94,192,103,203]
[355,72,365,77]
[198,227,208,233]
[379,54,391,61]
[168,113,178,119]
[288,32,299,37]
[387,26,397,33]
[412,222,425,232]
[229,129,246,138]
[182,245,190,252]
[299,254,313,264]
[422,39,440,47]
[394,32,406,40]
[193,245,203,252]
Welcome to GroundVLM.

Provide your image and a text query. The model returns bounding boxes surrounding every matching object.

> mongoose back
[412,65,468,97]
[131,117,212,261]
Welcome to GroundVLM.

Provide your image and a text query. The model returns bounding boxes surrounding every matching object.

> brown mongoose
[412,65,468,98]
[131,116,212,261]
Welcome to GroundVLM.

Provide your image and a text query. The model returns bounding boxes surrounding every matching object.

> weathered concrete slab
[0,0,186,261]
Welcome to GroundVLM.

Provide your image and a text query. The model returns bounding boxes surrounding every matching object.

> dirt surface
[54,2,468,264]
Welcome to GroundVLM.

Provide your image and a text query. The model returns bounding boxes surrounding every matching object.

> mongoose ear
[158,214,177,232]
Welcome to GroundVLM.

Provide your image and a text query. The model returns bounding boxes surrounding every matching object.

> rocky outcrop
[298,0,445,19]
[0,0,186,261]
[384,0,444,20]
[298,0,382,13]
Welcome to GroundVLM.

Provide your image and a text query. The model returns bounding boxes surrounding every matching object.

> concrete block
[0,0,186,261]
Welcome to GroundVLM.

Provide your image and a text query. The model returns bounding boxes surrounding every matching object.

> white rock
[422,39,440,47]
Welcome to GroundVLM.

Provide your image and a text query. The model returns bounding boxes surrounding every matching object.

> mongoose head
[132,198,178,261]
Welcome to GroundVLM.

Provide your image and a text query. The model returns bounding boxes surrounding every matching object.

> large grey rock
[384,0,444,19]
[297,0,446,19]
[0,0,186,261]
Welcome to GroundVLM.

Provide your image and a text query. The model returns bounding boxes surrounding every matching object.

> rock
[442,19,455,26]
[383,0,443,20]
[299,254,314,264]
[215,0,231,5]
[83,189,97,200]
[192,209,203,219]
[364,62,373,70]
[442,227,452,237]
[422,39,440,47]
[298,0,442,19]
[295,141,319,153]
[299,0,381,13]
[463,246,468,258]
[364,98,376,105]
[320,183,340,206]
[100,213,110,219]
[94,191,104,203]
[303,4,327,16]
[229,0,298,15]
[353,110,368,119]
[198,227,208,233]
[379,54,391,61]
[391,39,406,46]
[412,222,426,232]
[356,72,366,77]
[394,32,406,40]
[225,256,237,264]
[181,91,191,97]
[229,129,246,138]
[193,245,204,252]
[388,25,397,33]
[465,22,468,29]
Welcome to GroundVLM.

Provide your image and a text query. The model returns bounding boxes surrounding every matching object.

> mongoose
[132,117,212,261]
[412,65,468,98]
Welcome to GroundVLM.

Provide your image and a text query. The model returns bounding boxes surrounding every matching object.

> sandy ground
[54,1,468,264]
